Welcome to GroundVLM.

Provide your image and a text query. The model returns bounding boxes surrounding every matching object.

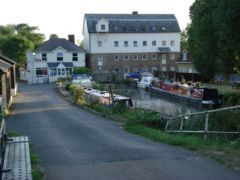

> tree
[180,25,190,51]
[49,34,58,39]
[0,23,45,67]
[188,0,240,80]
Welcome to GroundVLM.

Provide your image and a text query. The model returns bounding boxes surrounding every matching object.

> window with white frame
[143,41,147,46]
[72,53,78,61]
[114,55,119,61]
[124,41,128,47]
[170,40,175,46]
[42,53,47,61]
[133,41,138,47]
[162,54,167,60]
[124,54,129,60]
[152,54,157,60]
[142,54,147,60]
[162,40,166,46]
[97,54,103,66]
[57,52,63,61]
[62,68,65,75]
[170,53,175,60]
[152,41,156,46]
[114,41,119,47]
[98,41,102,47]
[113,67,120,73]
[58,68,61,75]
[170,66,175,71]
[161,67,167,72]
[133,54,138,60]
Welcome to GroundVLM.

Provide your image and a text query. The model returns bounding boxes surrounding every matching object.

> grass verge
[124,124,240,171]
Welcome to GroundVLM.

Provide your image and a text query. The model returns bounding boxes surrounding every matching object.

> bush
[222,92,240,106]
[92,82,105,91]
[70,84,86,105]
[73,67,90,74]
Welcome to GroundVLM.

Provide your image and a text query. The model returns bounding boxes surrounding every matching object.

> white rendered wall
[83,20,90,52]
[89,33,180,53]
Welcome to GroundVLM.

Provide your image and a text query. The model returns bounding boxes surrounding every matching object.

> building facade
[83,12,181,81]
[27,36,85,84]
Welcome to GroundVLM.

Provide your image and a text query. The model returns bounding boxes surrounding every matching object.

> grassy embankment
[69,83,240,171]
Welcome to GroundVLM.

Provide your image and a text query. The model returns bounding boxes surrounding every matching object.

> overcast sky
[0,0,195,41]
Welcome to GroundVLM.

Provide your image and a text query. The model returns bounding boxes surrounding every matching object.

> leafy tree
[180,25,190,51]
[188,0,240,80]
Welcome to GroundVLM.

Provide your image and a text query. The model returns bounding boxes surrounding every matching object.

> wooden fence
[164,105,240,140]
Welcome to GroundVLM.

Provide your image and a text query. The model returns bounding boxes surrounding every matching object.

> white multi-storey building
[83,12,181,81]
[27,36,85,84]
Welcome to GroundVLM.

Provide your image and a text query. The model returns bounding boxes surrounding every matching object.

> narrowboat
[150,81,222,106]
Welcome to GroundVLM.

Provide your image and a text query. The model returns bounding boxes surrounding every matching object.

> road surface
[6,84,240,180]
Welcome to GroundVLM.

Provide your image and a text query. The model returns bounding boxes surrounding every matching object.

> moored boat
[150,81,222,106]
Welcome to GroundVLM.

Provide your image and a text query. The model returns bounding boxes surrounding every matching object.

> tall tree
[188,0,240,79]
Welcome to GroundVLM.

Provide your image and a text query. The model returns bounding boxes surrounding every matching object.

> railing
[165,105,240,140]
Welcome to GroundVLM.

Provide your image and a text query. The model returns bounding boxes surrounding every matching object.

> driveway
[6,83,240,180]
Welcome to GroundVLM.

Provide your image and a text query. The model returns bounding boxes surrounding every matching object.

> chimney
[132,11,138,15]
[68,34,75,44]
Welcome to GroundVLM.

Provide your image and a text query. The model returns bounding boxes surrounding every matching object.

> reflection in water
[114,85,201,116]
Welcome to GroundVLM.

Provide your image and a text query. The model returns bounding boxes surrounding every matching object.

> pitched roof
[0,54,16,65]
[36,38,85,52]
[85,13,181,33]
[48,62,73,68]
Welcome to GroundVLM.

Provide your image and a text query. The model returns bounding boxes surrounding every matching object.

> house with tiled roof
[26,35,85,84]
[83,12,181,81]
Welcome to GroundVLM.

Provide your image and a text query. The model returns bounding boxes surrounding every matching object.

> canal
[113,84,201,116]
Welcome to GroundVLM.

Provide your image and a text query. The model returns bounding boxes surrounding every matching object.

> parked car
[72,74,92,88]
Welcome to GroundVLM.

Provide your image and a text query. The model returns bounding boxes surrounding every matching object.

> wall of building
[89,33,180,53]
[83,20,90,52]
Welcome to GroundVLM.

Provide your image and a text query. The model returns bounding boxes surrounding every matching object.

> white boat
[137,76,154,89]
[72,74,92,88]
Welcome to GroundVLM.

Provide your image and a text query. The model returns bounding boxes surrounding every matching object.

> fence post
[179,116,184,133]
[204,112,209,140]
[165,119,169,131]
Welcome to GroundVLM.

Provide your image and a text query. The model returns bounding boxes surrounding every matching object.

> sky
[0,0,195,41]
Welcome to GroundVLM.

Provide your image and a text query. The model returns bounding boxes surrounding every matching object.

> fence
[165,105,240,140]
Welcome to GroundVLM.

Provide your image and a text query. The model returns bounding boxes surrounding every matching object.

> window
[98,41,102,47]
[58,68,61,75]
[162,40,166,46]
[170,53,175,60]
[162,59,166,64]
[183,51,188,61]
[42,53,47,61]
[72,53,78,61]
[132,27,137,31]
[124,68,129,73]
[36,68,48,76]
[114,55,119,61]
[101,24,105,30]
[162,54,167,60]
[124,55,129,60]
[97,54,103,66]
[152,54,157,60]
[133,41,138,47]
[57,52,63,61]
[133,54,138,60]
[142,54,147,60]
[170,41,175,46]
[114,41,119,47]
[62,68,65,75]
[123,26,128,31]
[161,67,167,71]
[170,66,175,71]
[66,68,73,75]
[152,41,156,46]
[113,67,120,73]
[143,41,147,46]
[50,68,56,76]
[124,41,128,47]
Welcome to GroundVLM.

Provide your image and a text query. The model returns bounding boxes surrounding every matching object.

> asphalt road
[6,84,240,180]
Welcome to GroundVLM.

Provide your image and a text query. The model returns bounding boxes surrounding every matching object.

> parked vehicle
[72,74,92,88]
[150,81,222,106]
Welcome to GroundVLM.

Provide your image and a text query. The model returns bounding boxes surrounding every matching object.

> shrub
[73,67,90,74]
[71,84,86,105]
[222,92,240,106]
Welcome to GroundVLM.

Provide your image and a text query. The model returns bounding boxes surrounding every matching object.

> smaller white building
[27,36,85,84]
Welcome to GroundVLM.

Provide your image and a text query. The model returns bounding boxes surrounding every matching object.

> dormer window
[42,53,47,61]
[101,24,105,30]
